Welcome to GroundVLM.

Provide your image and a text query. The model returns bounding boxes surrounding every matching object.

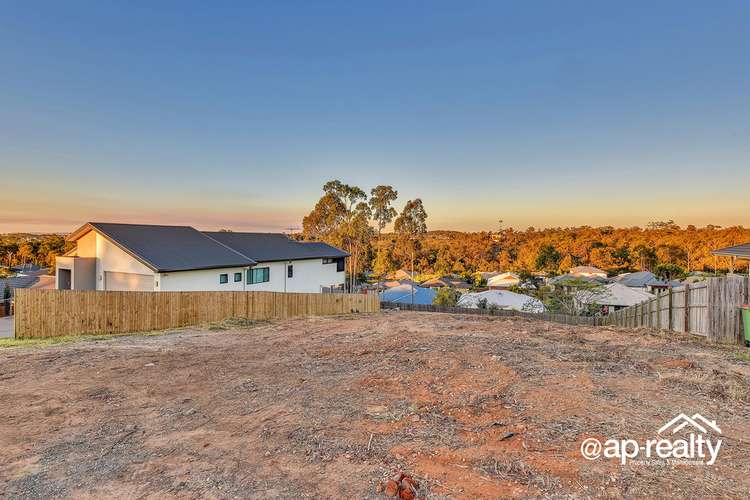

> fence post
[667,288,673,331]
[684,283,690,334]
[642,300,646,326]
[656,292,662,330]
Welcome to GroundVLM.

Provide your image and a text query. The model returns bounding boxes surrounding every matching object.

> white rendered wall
[158,267,249,292]
[55,256,96,290]
[95,233,155,290]
[159,260,343,293]
[245,259,345,293]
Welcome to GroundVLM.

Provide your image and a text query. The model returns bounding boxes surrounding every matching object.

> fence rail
[382,301,607,326]
[607,276,749,344]
[14,289,380,339]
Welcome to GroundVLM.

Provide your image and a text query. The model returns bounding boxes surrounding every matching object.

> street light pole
[411,245,415,305]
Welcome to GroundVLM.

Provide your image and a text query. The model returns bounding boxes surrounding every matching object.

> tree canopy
[369,185,398,237]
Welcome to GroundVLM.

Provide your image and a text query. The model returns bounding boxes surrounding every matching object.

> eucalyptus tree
[369,185,398,238]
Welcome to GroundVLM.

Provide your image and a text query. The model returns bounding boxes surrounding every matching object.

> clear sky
[2,1,749,233]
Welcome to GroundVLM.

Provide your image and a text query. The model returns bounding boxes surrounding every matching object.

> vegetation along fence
[607,275,749,344]
[381,301,607,326]
[14,289,380,339]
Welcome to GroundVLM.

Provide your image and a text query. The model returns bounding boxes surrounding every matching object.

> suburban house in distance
[613,271,679,293]
[578,282,654,314]
[55,223,348,293]
[420,275,472,291]
[569,265,608,278]
[386,269,418,281]
[487,272,521,289]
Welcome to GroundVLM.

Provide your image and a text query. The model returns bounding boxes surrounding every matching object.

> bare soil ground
[2,311,750,499]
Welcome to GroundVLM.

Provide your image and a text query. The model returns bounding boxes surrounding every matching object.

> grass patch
[0,329,183,349]
[0,335,117,348]
[661,370,750,404]
[0,318,270,350]
[216,317,270,329]
[731,350,750,362]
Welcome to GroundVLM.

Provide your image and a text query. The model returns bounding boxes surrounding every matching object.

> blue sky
[2,1,749,232]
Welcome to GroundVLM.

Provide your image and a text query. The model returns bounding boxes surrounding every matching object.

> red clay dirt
[1,311,749,498]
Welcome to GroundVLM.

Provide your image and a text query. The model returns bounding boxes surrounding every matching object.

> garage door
[104,272,154,291]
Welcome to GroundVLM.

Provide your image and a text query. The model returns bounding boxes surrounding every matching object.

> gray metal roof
[204,232,349,262]
[10,264,45,273]
[420,276,472,288]
[0,274,41,295]
[83,223,256,272]
[569,266,607,275]
[712,243,750,258]
[550,273,610,285]
[614,271,662,288]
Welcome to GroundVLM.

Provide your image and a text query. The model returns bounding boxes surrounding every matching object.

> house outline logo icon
[658,413,721,435]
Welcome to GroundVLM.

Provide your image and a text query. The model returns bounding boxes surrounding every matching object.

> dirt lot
[2,311,750,499]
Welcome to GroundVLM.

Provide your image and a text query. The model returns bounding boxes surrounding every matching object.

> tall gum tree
[302,180,374,291]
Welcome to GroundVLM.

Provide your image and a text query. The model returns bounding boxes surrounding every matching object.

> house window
[219,273,228,284]
[323,257,334,264]
[288,264,293,278]
[247,267,270,284]
[234,272,242,282]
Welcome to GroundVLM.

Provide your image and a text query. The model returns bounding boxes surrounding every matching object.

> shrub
[433,287,460,307]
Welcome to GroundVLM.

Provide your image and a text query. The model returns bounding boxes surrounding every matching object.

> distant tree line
[374,224,749,281]
[301,186,749,283]
[0,234,72,273]
[3,199,746,286]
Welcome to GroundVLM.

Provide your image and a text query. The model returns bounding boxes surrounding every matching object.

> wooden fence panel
[707,276,748,344]
[13,289,380,339]
[607,277,747,344]
[689,283,708,336]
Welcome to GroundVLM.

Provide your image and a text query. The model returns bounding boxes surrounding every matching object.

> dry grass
[661,369,750,404]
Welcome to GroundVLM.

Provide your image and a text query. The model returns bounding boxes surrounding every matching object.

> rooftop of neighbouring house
[549,273,610,285]
[487,272,520,283]
[581,282,655,307]
[569,266,607,275]
[420,276,472,288]
[66,222,348,273]
[379,284,437,305]
[0,274,43,294]
[457,289,545,313]
[712,243,750,259]
[613,271,682,288]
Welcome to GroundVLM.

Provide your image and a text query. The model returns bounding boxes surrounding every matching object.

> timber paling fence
[381,301,607,326]
[607,276,749,344]
[14,289,380,339]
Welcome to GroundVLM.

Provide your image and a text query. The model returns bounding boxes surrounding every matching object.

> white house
[569,266,608,278]
[577,282,654,313]
[487,272,521,289]
[55,222,348,293]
